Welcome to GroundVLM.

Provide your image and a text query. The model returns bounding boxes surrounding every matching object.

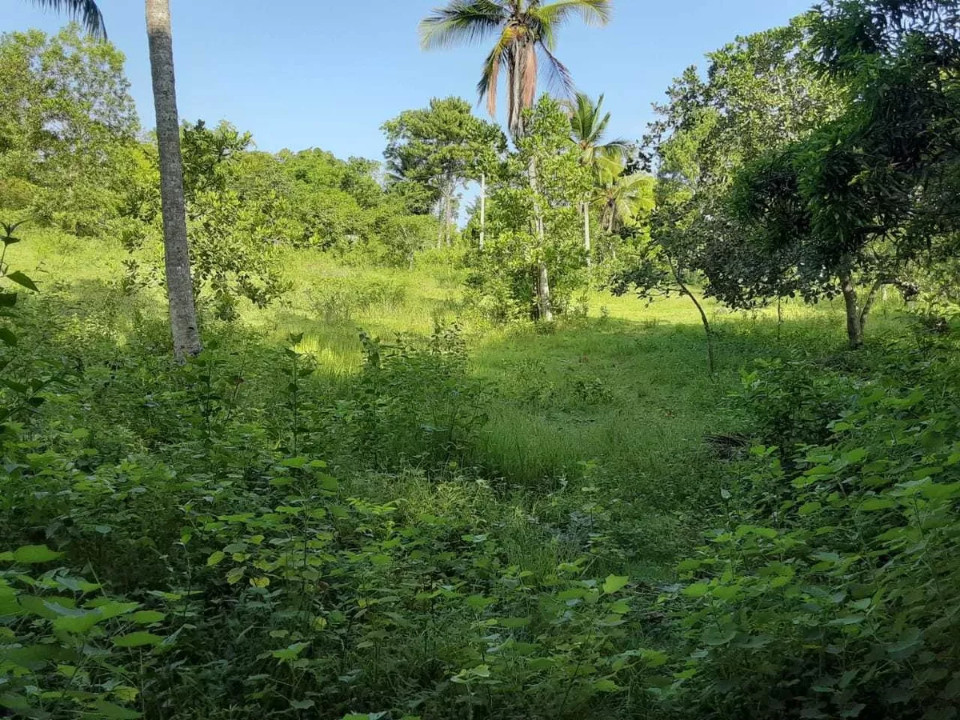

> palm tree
[567,92,628,264]
[420,1,613,139]
[146,0,202,360]
[421,1,612,320]
[26,0,200,360]
[26,0,106,38]
[591,155,652,266]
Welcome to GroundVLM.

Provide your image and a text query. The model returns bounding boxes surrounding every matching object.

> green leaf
[92,601,140,620]
[11,545,62,565]
[859,497,896,512]
[272,642,309,661]
[52,611,101,634]
[683,583,710,598]
[593,679,621,692]
[131,611,166,624]
[5,272,38,292]
[89,700,141,719]
[602,575,630,595]
[290,699,315,710]
[207,551,226,567]
[113,632,164,648]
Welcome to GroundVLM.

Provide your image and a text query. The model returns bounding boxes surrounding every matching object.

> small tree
[470,97,590,321]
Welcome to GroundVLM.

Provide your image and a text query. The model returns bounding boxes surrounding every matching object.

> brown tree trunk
[670,259,715,374]
[146,0,201,362]
[841,271,864,349]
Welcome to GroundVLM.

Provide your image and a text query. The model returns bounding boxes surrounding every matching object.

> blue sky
[5,0,813,160]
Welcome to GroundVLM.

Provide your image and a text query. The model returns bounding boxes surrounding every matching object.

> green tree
[383,97,506,248]
[421,1,612,316]
[730,0,960,347]
[470,97,590,320]
[567,92,629,264]
[613,17,842,368]
[0,27,138,234]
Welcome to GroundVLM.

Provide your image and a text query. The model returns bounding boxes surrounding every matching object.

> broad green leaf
[272,642,309,661]
[113,632,164,648]
[131,610,166,624]
[6,272,38,292]
[683,583,710,598]
[602,575,630,595]
[593,679,621,692]
[90,700,141,719]
[53,611,102,634]
[11,545,62,564]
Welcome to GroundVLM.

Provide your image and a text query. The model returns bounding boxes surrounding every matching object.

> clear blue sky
[4,0,813,160]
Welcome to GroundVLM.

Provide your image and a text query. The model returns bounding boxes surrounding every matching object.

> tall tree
[145,0,202,360]
[26,0,106,38]
[567,92,628,263]
[420,0,612,318]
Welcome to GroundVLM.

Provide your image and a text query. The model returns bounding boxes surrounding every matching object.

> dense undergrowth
[2,235,960,720]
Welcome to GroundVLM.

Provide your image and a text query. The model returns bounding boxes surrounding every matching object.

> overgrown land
[2,1,960,719]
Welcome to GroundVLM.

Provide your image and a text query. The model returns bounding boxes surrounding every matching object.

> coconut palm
[594,156,652,236]
[25,0,106,38]
[420,0,613,139]
[146,0,202,360]
[567,92,628,263]
[568,92,628,164]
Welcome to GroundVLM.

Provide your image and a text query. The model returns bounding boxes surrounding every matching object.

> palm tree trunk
[146,0,201,361]
[479,172,486,250]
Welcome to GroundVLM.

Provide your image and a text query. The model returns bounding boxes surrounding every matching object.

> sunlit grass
[17,228,909,495]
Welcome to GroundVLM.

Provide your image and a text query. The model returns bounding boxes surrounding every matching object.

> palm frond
[539,43,575,98]
[532,0,612,30]
[29,0,106,38]
[419,0,508,50]
[477,25,517,117]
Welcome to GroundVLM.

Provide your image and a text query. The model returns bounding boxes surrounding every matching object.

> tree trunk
[583,201,591,268]
[841,271,864,349]
[436,197,445,249]
[537,261,553,322]
[527,155,552,321]
[670,260,715,374]
[146,0,201,362]
[479,172,486,250]
[444,190,453,247]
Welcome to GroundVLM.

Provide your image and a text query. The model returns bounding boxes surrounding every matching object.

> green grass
[16,227,907,497]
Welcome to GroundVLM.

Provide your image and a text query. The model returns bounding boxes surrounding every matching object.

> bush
[664,351,960,719]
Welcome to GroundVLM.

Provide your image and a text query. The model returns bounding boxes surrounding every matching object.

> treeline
[0,26,447,316]
[617,0,960,349]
